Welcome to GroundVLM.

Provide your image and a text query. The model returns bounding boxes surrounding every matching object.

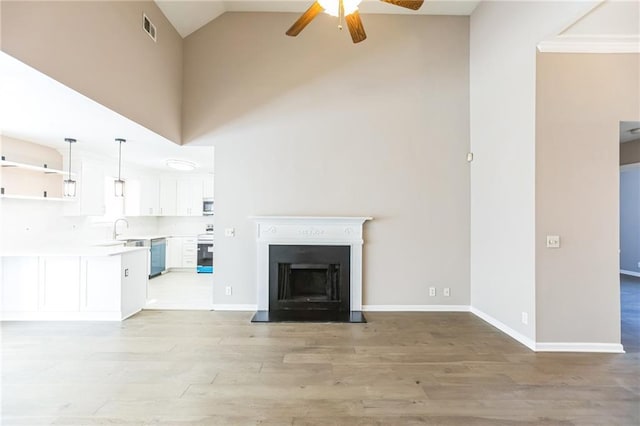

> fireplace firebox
[269,245,350,313]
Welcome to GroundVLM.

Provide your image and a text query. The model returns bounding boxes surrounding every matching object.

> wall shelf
[0,194,71,202]
[1,159,74,175]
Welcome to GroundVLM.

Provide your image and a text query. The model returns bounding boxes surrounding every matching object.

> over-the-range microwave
[203,198,214,216]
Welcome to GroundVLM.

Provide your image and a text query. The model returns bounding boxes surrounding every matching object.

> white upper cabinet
[203,174,214,199]
[176,177,204,216]
[159,178,177,216]
[139,176,160,216]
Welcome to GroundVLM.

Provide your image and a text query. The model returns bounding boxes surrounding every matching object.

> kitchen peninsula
[1,245,148,321]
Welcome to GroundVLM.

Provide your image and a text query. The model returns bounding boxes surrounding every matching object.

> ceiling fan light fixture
[318,0,362,17]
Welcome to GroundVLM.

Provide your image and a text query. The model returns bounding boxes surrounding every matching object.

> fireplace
[250,216,372,323]
[269,245,350,313]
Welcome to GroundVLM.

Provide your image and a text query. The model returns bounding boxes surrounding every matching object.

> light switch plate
[546,235,560,248]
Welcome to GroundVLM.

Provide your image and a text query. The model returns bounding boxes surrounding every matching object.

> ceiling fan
[286,0,425,44]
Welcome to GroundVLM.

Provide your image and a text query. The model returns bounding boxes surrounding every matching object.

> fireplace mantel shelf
[250,216,373,222]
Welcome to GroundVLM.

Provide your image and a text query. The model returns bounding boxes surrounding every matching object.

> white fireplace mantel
[250,216,373,311]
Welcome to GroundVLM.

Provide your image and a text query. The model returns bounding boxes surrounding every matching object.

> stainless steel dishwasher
[149,238,166,278]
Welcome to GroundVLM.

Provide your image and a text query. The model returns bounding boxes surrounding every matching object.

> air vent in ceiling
[142,13,156,42]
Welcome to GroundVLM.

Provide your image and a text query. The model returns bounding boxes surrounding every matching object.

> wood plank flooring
[1,310,639,425]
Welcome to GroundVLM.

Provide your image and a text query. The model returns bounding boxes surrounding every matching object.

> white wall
[469,1,597,344]
[183,13,471,308]
[536,53,638,346]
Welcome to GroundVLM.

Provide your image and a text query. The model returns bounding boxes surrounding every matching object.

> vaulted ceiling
[155,0,481,37]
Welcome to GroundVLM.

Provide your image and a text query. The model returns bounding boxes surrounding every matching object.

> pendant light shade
[63,138,77,197]
[114,138,126,197]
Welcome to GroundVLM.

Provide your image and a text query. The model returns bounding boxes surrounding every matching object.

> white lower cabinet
[166,236,197,269]
[40,257,81,312]
[1,257,39,312]
[82,257,120,312]
[1,250,148,321]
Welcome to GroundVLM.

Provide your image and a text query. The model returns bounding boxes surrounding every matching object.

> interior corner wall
[536,53,640,344]
[183,13,470,308]
[0,1,183,144]
[469,1,597,343]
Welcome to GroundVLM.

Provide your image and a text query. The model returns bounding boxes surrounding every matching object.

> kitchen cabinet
[82,257,121,312]
[203,175,214,199]
[159,178,177,216]
[1,249,148,321]
[39,257,82,312]
[176,178,203,216]
[1,257,39,312]
[166,236,197,269]
[125,176,160,216]
[139,177,160,216]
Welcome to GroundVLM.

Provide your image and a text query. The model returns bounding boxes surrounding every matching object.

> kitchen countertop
[115,234,173,241]
[0,245,149,257]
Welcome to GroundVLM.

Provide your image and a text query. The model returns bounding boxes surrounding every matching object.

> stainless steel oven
[197,233,213,273]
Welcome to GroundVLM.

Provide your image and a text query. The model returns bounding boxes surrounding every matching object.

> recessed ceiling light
[629,127,640,135]
[166,159,197,171]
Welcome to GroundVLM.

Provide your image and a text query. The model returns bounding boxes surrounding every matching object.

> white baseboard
[212,304,257,311]
[363,305,470,312]
[536,342,625,353]
[470,307,536,351]
[621,270,640,278]
[0,311,123,321]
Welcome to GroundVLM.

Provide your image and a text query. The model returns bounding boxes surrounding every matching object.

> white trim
[363,305,470,312]
[470,307,536,351]
[621,270,640,278]
[536,342,625,353]
[212,304,257,311]
[538,35,640,53]
[0,311,123,321]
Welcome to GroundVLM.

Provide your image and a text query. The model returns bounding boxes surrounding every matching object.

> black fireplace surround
[251,245,366,323]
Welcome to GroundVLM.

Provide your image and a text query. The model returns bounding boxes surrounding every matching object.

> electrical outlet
[225,228,235,237]
[225,286,232,296]
[521,312,529,325]
[429,287,436,297]
[443,288,450,297]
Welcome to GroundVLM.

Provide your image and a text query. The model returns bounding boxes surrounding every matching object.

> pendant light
[63,138,77,197]
[114,138,126,197]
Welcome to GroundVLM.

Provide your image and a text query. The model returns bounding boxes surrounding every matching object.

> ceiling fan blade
[345,11,367,44]
[379,0,424,10]
[286,1,324,37]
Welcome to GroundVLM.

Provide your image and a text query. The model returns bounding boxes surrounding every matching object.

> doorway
[619,121,640,352]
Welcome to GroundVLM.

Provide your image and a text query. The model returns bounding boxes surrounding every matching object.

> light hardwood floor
[1,311,638,425]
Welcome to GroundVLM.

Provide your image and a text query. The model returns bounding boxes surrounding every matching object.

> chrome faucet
[112,218,129,240]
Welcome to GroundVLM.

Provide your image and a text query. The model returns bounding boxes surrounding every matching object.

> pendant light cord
[118,139,122,180]
[68,140,72,178]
